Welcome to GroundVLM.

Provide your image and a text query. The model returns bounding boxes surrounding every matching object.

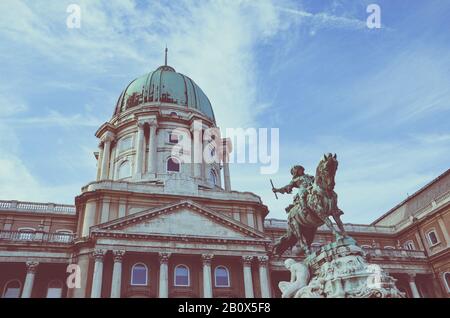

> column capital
[25,261,39,274]
[242,255,254,266]
[257,255,269,267]
[102,131,115,143]
[112,250,126,263]
[148,119,158,128]
[202,254,214,265]
[159,252,171,264]
[407,273,417,282]
[137,118,158,128]
[137,121,146,129]
[92,249,106,261]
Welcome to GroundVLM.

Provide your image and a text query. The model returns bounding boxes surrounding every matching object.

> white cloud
[273,5,367,30]
[3,110,102,127]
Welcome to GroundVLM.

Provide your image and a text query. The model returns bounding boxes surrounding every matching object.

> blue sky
[0,0,449,223]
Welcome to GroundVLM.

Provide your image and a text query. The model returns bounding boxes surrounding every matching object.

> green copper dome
[114,65,215,122]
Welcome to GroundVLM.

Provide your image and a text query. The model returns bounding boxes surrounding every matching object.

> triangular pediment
[93,200,266,240]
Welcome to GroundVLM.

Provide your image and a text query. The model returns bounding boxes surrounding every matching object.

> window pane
[131,265,147,285]
[119,137,132,152]
[429,232,438,244]
[46,287,62,298]
[3,281,21,298]
[175,266,189,286]
[445,273,450,290]
[4,287,20,298]
[215,267,229,286]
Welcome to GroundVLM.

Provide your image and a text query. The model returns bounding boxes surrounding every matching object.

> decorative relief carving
[242,255,254,266]
[257,255,269,267]
[25,261,39,273]
[113,250,126,263]
[92,249,106,261]
[159,252,171,264]
[201,254,214,265]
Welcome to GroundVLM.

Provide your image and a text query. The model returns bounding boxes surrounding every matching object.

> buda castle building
[0,62,449,298]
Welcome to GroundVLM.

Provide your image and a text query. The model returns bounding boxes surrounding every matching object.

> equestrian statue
[272,153,348,256]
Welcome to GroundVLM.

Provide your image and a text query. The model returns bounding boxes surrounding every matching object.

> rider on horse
[273,165,314,218]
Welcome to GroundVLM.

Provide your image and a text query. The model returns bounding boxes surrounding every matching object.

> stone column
[96,142,104,181]
[223,155,231,191]
[21,261,39,298]
[222,139,231,191]
[90,249,106,298]
[190,122,203,179]
[158,252,171,298]
[147,121,158,176]
[100,197,110,223]
[118,199,127,218]
[110,250,125,298]
[71,253,90,298]
[408,274,421,298]
[242,256,254,298]
[100,132,114,180]
[134,121,145,178]
[258,256,271,298]
[202,254,214,298]
[81,200,97,237]
[437,218,450,247]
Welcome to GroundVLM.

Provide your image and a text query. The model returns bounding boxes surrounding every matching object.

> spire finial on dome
[165,45,168,66]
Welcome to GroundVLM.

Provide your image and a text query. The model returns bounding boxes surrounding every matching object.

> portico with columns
[73,199,272,298]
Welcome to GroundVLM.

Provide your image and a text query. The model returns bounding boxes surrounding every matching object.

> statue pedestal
[295,237,404,298]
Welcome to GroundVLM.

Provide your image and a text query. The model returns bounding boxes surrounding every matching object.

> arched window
[426,230,439,246]
[167,157,180,173]
[214,266,230,287]
[443,272,450,293]
[2,280,21,298]
[384,246,395,249]
[46,280,63,298]
[118,160,131,179]
[174,265,190,286]
[208,169,217,186]
[131,263,148,286]
[118,136,133,153]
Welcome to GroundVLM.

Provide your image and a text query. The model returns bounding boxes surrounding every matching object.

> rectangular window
[119,136,133,152]
[169,133,179,144]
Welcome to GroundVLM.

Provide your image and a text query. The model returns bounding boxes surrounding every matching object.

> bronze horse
[273,153,347,256]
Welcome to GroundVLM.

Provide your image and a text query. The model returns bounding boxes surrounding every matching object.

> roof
[113,65,215,122]
[371,168,450,225]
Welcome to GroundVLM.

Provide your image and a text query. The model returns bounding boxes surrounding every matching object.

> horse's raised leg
[317,214,342,240]
[332,212,347,237]
[293,215,310,255]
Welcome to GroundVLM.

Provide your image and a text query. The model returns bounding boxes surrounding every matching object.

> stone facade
[0,64,449,298]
